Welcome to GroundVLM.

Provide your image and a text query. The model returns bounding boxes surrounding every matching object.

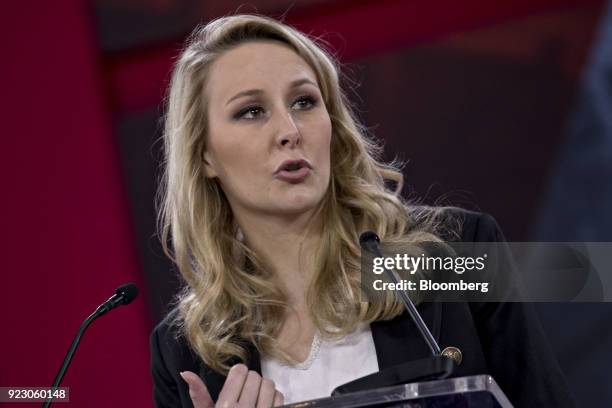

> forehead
[206,40,318,100]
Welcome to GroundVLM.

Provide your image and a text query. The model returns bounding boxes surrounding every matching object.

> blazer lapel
[370,302,443,370]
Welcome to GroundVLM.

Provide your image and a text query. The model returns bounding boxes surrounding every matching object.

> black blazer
[150,209,575,407]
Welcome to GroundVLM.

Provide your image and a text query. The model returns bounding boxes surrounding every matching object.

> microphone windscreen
[115,283,139,305]
[359,231,380,247]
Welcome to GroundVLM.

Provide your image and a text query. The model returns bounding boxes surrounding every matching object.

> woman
[151,14,573,407]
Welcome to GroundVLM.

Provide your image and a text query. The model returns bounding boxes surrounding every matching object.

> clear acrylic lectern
[280,375,513,408]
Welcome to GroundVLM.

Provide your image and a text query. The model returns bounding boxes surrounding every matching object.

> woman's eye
[292,95,316,110]
[235,106,264,120]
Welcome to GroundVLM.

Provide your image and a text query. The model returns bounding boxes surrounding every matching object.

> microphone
[359,232,441,356]
[95,282,139,316]
[43,283,139,408]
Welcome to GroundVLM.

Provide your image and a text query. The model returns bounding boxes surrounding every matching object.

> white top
[261,324,379,404]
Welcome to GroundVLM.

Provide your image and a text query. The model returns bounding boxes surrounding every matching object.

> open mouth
[283,162,305,172]
[275,159,312,182]
[276,159,311,174]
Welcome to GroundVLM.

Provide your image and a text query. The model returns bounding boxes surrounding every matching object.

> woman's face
[203,40,332,220]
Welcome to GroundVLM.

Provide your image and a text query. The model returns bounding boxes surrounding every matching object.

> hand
[180,364,284,408]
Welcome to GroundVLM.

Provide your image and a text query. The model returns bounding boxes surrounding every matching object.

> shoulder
[150,307,201,407]
[151,307,181,354]
[411,205,506,243]
[150,306,201,376]
[449,207,505,243]
[152,306,181,340]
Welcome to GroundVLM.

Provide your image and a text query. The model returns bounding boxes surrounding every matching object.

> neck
[236,208,323,307]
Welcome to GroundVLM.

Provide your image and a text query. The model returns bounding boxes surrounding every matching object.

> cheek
[306,116,332,189]
[215,146,254,182]
[317,115,332,167]
[207,122,256,182]
[305,110,332,145]
[210,143,267,199]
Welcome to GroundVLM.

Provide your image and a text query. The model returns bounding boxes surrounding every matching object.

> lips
[274,159,312,183]
[274,159,312,174]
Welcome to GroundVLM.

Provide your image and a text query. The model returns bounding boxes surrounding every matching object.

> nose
[275,110,301,148]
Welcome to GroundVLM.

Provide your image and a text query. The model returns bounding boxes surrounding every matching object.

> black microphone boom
[359,231,441,356]
[331,232,454,395]
[42,283,139,408]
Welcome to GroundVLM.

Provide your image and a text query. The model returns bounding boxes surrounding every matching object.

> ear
[202,150,218,178]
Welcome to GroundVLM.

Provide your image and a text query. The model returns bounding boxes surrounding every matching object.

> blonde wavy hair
[158,13,456,374]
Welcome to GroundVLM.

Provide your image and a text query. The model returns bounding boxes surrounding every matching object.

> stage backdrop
[2,0,610,407]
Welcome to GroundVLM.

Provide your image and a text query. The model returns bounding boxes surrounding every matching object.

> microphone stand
[42,283,138,408]
[360,232,440,355]
[42,309,101,408]
[331,232,455,395]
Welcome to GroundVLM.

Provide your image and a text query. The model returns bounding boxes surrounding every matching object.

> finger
[255,378,276,408]
[273,390,284,407]
[217,364,249,407]
[180,371,214,408]
[237,370,262,406]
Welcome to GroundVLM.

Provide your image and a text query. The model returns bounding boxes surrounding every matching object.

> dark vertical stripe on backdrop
[532,1,612,406]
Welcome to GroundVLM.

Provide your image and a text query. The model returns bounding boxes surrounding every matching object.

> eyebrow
[225,78,318,106]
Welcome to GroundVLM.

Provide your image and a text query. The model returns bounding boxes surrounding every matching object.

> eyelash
[234,95,317,120]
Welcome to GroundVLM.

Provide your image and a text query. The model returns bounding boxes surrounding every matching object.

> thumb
[180,371,214,408]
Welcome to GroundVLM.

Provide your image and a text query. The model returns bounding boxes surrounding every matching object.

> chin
[275,193,323,215]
